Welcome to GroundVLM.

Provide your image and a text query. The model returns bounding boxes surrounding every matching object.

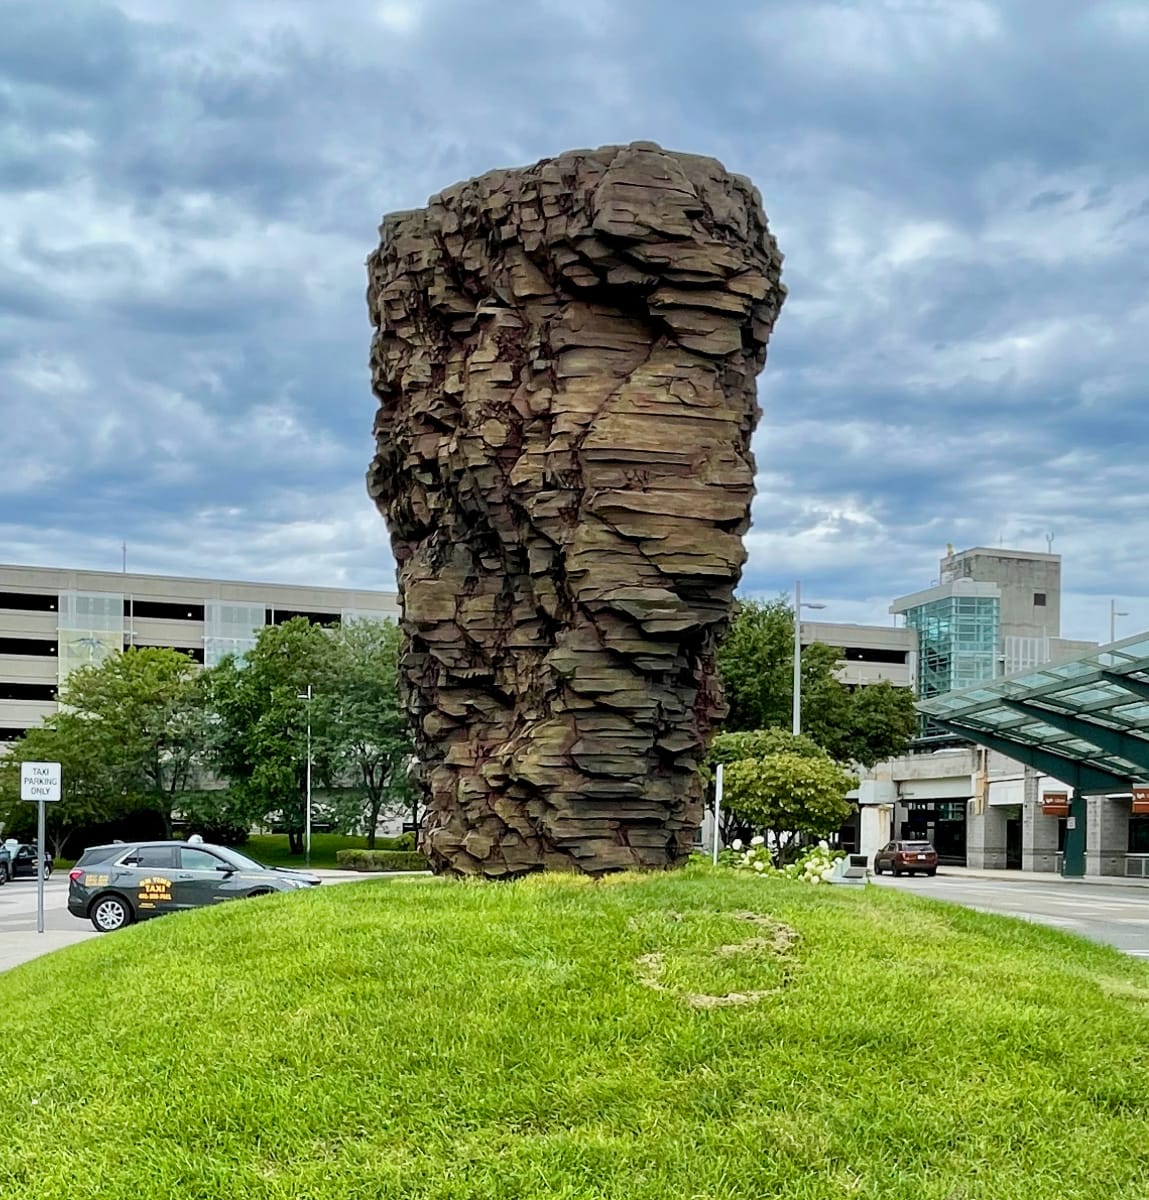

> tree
[720,749,857,863]
[718,596,845,733]
[316,619,414,849]
[717,597,916,766]
[0,716,122,856]
[818,681,919,768]
[710,728,826,766]
[207,618,333,855]
[59,647,209,836]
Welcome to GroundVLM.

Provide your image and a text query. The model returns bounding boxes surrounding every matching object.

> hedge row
[336,849,429,872]
[372,833,417,851]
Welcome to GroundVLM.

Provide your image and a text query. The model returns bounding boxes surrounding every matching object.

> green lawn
[3,867,1149,1198]
[243,832,371,869]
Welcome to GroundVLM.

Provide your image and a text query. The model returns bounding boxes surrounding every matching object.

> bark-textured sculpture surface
[367,142,785,876]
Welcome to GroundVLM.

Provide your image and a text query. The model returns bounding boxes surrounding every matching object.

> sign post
[712,763,724,865]
[20,762,61,934]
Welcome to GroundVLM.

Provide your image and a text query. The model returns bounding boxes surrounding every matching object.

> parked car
[873,840,939,877]
[0,843,10,885]
[9,843,53,879]
[68,840,322,933]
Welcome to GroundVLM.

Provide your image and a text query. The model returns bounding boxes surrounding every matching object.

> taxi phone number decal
[138,876,173,908]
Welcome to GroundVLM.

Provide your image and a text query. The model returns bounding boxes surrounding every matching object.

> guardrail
[1125,854,1149,878]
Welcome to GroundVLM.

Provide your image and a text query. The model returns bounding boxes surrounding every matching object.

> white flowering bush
[780,841,843,884]
[728,835,778,875]
[728,838,845,884]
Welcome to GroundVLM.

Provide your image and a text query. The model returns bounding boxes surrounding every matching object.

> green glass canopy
[917,634,1149,795]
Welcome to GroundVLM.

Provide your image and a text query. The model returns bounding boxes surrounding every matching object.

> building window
[1034,592,1046,606]
[125,599,206,622]
[268,608,340,627]
[0,591,58,613]
[0,682,57,702]
[0,638,58,657]
[842,647,909,665]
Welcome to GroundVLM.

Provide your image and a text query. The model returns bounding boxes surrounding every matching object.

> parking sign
[20,762,61,803]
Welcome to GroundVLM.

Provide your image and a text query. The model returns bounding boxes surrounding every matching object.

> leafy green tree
[717,597,916,766]
[59,646,209,836]
[315,619,414,848]
[721,751,857,863]
[207,618,332,855]
[709,728,825,765]
[0,716,122,856]
[827,681,919,768]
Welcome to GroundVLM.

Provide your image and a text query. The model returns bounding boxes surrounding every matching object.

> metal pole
[792,579,801,736]
[712,763,724,864]
[305,684,312,869]
[36,798,45,935]
[1111,600,1116,645]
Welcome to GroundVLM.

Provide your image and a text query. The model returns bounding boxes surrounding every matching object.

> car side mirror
[215,865,235,874]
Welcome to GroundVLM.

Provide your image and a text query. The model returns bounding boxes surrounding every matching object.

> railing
[1125,855,1149,878]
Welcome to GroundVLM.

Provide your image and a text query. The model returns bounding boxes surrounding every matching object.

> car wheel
[247,888,274,898]
[926,868,937,877]
[873,862,883,875]
[892,866,902,877]
[90,894,133,933]
[42,864,52,880]
[0,863,8,885]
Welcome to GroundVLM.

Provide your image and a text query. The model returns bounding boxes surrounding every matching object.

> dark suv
[9,844,53,879]
[873,840,939,877]
[68,840,321,932]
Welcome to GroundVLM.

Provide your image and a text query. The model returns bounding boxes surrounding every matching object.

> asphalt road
[875,873,1149,958]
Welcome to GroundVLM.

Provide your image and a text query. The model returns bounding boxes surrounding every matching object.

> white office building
[0,563,400,743]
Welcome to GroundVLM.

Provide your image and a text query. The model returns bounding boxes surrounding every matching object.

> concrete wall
[1086,795,1128,877]
[800,620,917,690]
[941,547,1061,640]
[967,802,1009,869]
[1019,771,1058,873]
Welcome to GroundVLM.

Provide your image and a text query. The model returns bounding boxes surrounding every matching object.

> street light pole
[1110,599,1129,645]
[298,684,313,869]
[792,580,827,736]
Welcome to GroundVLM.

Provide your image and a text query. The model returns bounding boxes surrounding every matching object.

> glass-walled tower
[890,580,1001,736]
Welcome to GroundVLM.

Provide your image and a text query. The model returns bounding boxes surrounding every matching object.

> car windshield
[212,846,271,872]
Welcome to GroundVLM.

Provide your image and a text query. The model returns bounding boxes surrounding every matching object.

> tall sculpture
[367,142,785,876]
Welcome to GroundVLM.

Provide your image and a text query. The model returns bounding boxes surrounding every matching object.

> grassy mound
[3,869,1149,1198]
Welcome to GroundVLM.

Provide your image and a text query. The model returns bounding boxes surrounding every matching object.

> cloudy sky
[2,0,1147,642]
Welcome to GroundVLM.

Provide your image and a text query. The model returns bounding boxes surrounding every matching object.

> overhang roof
[917,634,1149,794]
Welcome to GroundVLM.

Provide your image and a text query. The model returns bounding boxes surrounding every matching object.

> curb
[936,866,1149,890]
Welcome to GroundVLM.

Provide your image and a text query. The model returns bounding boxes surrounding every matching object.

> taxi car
[68,839,321,932]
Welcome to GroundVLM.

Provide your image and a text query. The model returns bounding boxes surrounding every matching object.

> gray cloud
[2,0,1148,643]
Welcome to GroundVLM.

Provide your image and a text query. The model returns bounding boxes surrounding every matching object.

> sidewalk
[0,930,96,974]
[938,865,1149,890]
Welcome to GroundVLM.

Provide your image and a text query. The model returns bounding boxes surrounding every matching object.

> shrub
[371,833,416,851]
[335,849,428,872]
[727,837,846,884]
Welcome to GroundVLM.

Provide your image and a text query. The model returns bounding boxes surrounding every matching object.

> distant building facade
[800,620,917,690]
[0,563,400,743]
[890,546,1096,702]
[853,545,1105,873]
